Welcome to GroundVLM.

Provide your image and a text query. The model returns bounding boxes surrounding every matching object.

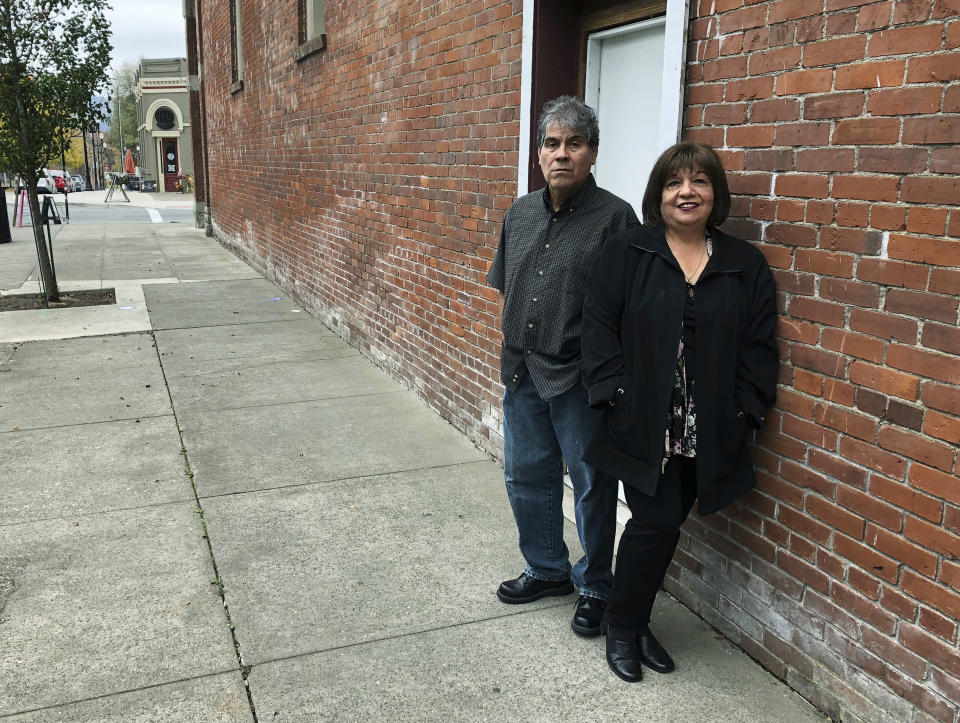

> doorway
[162,139,180,192]
[585,18,666,217]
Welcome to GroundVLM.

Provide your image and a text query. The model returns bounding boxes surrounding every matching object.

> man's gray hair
[536,96,600,150]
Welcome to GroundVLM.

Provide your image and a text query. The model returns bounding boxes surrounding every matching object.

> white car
[35,169,55,194]
[71,175,86,192]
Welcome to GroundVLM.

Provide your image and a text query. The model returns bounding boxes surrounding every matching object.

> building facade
[135,58,194,192]
[189,1,960,720]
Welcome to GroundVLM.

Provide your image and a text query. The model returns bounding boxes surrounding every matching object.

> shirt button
[513,374,519,380]
[526,349,532,354]
[545,243,550,248]
[528,323,534,328]
[532,297,538,302]
[538,270,543,276]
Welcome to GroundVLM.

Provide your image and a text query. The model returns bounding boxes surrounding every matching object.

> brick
[856,258,928,290]
[787,296,846,326]
[726,76,775,101]
[749,46,802,74]
[935,0,960,19]
[764,222,816,247]
[902,575,960,629]
[770,0,823,23]
[904,515,960,559]
[885,400,924,431]
[744,149,795,171]
[703,55,749,81]
[803,36,866,67]
[750,98,801,123]
[870,204,907,231]
[808,448,869,489]
[819,279,880,310]
[704,103,748,125]
[929,268,960,296]
[903,117,960,145]
[870,474,944,523]
[866,86,944,116]
[803,91,865,120]
[718,5,768,33]
[919,605,958,642]
[726,124,775,148]
[866,522,938,577]
[776,68,834,95]
[858,1,895,31]
[931,147,960,173]
[841,435,908,480]
[773,269,815,294]
[894,0,935,24]
[849,360,920,400]
[924,410,960,445]
[832,175,900,202]
[814,399,879,440]
[823,379,856,406]
[849,309,918,343]
[881,582,920,620]
[901,177,960,206]
[687,83,725,104]
[778,550,830,593]
[910,463,960,506]
[879,425,955,471]
[849,565,881,599]
[835,532,900,581]
[943,560,960,591]
[774,122,831,146]
[781,459,838,498]
[839,486,903,532]
[807,493,866,538]
[861,626,928,680]
[885,668,958,721]
[923,324,960,356]
[834,584,900,634]
[907,52,960,83]
[889,234,960,269]
[856,387,888,418]
[885,289,959,324]
[858,147,928,174]
[921,382,960,416]
[869,25,945,56]
[826,11,858,35]
[951,20,960,49]
[836,201,870,226]
[796,249,854,277]
[774,173,829,198]
[835,60,905,89]
[888,344,960,385]
[907,207,949,236]
[900,623,960,679]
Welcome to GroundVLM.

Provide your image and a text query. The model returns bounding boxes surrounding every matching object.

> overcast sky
[106,0,187,71]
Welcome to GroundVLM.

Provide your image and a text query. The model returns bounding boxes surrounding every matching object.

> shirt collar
[540,173,597,214]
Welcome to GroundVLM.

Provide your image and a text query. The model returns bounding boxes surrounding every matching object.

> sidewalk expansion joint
[150,330,261,723]
[193,459,495,503]
[0,411,174,436]
[1,667,243,719]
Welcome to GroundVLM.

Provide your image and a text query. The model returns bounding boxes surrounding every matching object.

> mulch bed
[0,288,117,311]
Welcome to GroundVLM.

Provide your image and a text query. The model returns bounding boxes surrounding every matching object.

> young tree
[110,60,138,155]
[0,0,111,302]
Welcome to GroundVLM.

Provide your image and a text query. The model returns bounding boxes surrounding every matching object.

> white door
[585,17,668,219]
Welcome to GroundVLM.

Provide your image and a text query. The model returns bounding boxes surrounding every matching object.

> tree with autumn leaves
[0,0,111,302]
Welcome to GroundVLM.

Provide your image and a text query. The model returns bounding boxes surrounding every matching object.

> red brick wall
[198,0,521,453]
[670,1,960,721]
[195,1,960,720]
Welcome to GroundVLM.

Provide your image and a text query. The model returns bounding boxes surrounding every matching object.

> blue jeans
[502,375,617,599]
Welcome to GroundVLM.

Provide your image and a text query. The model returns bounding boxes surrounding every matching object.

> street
[6,196,195,225]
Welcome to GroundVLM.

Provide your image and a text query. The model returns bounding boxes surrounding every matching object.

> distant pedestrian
[487,96,638,636]
[581,142,778,682]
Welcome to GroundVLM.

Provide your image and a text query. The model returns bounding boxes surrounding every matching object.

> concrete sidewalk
[0,222,824,720]
[4,188,194,210]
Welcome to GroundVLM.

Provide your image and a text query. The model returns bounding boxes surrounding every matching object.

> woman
[581,142,778,682]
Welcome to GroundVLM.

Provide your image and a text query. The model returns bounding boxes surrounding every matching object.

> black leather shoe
[638,633,675,673]
[605,635,643,682]
[497,572,574,604]
[571,595,606,637]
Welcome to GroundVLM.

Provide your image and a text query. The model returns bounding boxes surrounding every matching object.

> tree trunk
[24,175,59,303]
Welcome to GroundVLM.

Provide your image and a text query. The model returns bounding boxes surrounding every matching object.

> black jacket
[581,224,778,516]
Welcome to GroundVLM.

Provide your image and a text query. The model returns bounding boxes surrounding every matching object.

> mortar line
[150,329,260,723]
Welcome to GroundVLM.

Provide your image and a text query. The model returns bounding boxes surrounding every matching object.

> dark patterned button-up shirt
[487,175,638,399]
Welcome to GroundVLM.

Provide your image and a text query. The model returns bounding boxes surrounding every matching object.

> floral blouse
[663,238,713,472]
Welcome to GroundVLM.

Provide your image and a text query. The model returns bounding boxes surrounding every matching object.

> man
[487,96,638,636]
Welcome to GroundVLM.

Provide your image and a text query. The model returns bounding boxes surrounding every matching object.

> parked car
[71,175,86,192]
[48,169,71,192]
[126,174,142,191]
[35,169,55,194]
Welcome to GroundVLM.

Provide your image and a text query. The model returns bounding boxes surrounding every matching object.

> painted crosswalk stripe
[146,208,163,223]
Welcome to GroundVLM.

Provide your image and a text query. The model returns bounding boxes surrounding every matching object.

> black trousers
[605,456,697,639]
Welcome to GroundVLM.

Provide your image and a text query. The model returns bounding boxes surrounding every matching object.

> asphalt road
[5,199,195,225]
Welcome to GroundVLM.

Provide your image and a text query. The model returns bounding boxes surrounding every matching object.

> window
[294,0,326,61]
[229,0,244,92]
[154,107,176,130]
